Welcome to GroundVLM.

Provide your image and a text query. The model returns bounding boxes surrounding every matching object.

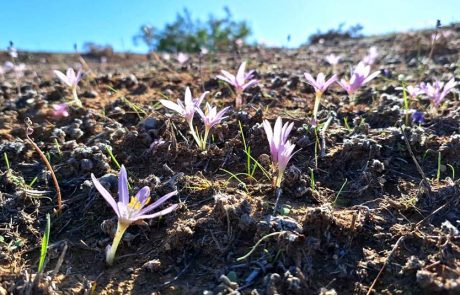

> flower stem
[199,128,210,151]
[72,88,82,107]
[188,121,202,148]
[313,93,322,123]
[106,222,129,266]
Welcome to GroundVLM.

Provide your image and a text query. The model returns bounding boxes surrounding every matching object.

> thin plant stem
[25,119,62,212]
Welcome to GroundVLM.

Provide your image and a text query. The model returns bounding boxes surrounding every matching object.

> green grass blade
[38,213,51,273]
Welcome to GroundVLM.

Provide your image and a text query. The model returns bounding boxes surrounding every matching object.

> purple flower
[195,103,230,150]
[406,85,422,98]
[420,78,456,106]
[337,62,380,96]
[53,68,82,89]
[196,103,230,130]
[411,110,424,124]
[216,61,258,107]
[160,87,208,124]
[362,46,378,65]
[263,117,296,187]
[51,103,69,118]
[325,54,341,65]
[304,72,337,96]
[91,165,179,265]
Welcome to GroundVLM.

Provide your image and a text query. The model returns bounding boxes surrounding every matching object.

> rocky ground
[1,24,460,294]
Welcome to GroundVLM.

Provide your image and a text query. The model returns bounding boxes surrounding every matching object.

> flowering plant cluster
[161,87,229,150]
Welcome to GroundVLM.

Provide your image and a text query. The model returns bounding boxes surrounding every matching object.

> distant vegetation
[133,7,251,53]
[307,23,364,44]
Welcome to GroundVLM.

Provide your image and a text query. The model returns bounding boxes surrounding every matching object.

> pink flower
[304,72,337,96]
[235,38,244,48]
[160,87,208,124]
[176,52,189,64]
[263,117,296,187]
[217,61,258,94]
[420,78,456,106]
[217,61,258,107]
[51,103,69,118]
[337,62,380,95]
[406,85,422,98]
[196,103,230,130]
[53,68,82,89]
[362,46,378,65]
[325,54,341,65]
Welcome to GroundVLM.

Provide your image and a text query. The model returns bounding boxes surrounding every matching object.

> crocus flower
[363,46,378,65]
[304,72,337,96]
[304,72,337,126]
[406,85,422,99]
[337,62,380,96]
[160,87,208,147]
[51,103,69,118]
[160,87,208,124]
[176,52,189,64]
[216,61,258,108]
[91,165,179,265]
[263,117,296,187]
[420,78,456,107]
[325,54,341,66]
[195,103,230,150]
[235,38,244,48]
[53,67,83,107]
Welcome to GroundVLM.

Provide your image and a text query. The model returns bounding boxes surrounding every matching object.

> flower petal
[53,70,71,87]
[135,186,151,205]
[91,173,119,216]
[134,204,179,221]
[160,99,184,115]
[118,165,129,205]
[138,190,178,216]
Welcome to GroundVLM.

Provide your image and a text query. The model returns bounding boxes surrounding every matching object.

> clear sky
[1,0,459,53]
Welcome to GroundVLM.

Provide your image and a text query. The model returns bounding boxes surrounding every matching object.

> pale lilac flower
[263,117,296,187]
[54,67,83,106]
[337,62,380,96]
[235,38,244,48]
[325,54,341,66]
[176,52,189,64]
[420,78,456,106]
[195,103,230,150]
[363,46,378,65]
[304,72,337,96]
[91,165,179,265]
[196,103,230,130]
[216,61,258,107]
[53,68,82,89]
[51,103,69,118]
[406,85,422,98]
[160,87,208,124]
[304,72,337,126]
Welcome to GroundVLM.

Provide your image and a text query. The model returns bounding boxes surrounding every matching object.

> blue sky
[1,0,459,53]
